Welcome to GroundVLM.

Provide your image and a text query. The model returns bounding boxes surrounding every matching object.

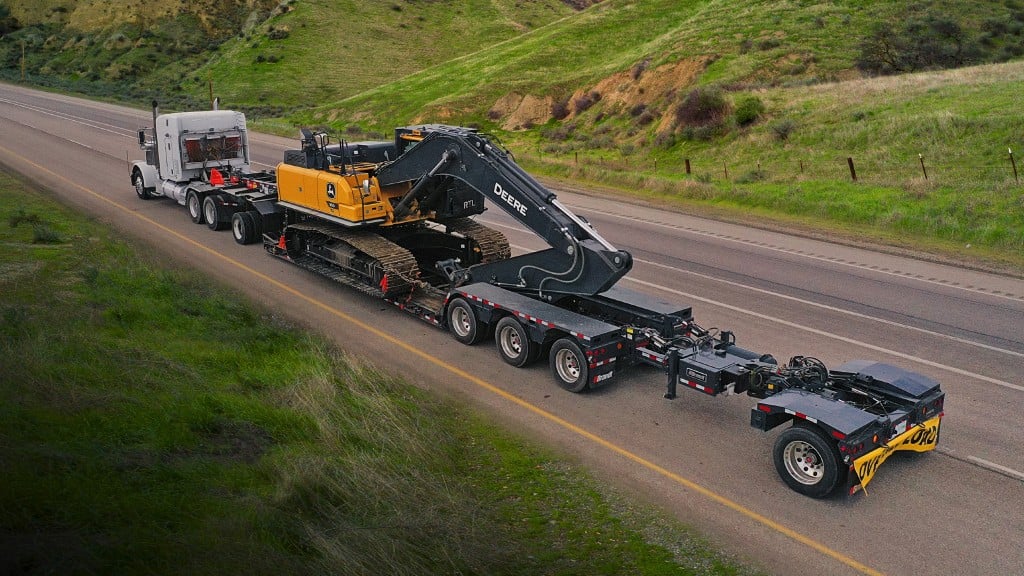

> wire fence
[529,148,1024,190]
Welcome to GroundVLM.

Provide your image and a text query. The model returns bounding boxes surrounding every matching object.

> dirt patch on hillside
[584,57,709,114]
[491,57,709,130]
[497,94,556,130]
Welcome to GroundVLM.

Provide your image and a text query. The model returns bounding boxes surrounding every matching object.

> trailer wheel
[204,196,227,231]
[773,422,847,498]
[447,298,484,345]
[132,170,152,200]
[549,337,589,392]
[231,211,257,245]
[187,190,204,224]
[495,316,539,367]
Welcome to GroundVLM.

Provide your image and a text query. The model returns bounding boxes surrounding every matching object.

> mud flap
[847,415,942,497]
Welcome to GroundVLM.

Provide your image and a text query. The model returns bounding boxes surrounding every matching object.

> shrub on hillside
[734,95,765,127]
[674,86,728,129]
[856,10,984,74]
[771,119,796,142]
[551,98,570,120]
[573,91,601,114]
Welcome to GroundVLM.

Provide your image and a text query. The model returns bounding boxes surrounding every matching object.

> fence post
[799,159,803,174]
[847,157,857,182]
[574,151,578,165]
[1011,148,1019,184]
[723,161,729,181]
[918,153,928,181]
[685,158,691,175]
[654,158,658,171]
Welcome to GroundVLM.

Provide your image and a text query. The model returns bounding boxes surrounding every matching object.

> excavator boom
[375,125,633,297]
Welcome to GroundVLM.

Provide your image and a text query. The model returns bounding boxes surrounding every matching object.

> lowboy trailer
[131,106,945,498]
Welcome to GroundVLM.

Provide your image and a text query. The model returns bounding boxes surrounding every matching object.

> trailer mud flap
[849,415,942,495]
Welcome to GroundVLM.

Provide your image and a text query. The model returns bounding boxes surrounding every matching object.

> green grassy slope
[0,170,761,574]
[284,0,1021,129]
[189,0,584,114]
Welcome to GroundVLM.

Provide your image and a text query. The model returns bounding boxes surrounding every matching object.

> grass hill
[2,0,1022,264]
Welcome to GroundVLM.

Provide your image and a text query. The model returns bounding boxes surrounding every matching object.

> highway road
[1,83,1022,576]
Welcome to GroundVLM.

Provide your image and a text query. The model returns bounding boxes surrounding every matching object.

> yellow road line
[0,143,884,576]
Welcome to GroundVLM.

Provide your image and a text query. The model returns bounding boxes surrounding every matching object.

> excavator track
[282,222,422,299]
[443,217,511,264]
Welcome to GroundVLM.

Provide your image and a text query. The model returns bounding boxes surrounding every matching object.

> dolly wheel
[231,211,256,245]
[773,422,846,498]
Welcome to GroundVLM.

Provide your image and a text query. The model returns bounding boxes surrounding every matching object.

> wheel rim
[555,348,580,383]
[188,195,200,218]
[204,200,217,224]
[451,306,472,338]
[232,216,244,240]
[499,326,523,358]
[782,440,824,485]
[134,176,144,197]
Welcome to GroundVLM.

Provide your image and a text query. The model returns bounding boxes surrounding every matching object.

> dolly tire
[773,422,846,498]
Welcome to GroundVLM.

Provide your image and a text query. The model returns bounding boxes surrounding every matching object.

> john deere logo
[326,183,336,199]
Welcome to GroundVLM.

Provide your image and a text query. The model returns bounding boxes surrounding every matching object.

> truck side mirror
[138,129,148,148]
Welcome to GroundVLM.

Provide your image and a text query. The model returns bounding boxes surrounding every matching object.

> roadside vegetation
[0,170,762,575]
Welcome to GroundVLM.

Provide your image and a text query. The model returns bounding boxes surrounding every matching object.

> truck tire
[231,211,257,245]
[204,195,227,231]
[773,422,847,498]
[495,316,540,367]
[187,190,204,224]
[447,298,485,345]
[549,337,589,392]
[132,169,152,200]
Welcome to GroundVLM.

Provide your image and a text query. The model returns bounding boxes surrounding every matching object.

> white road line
[580,206,1024,303]
[0,97,136,138]
[636,256,1024,359]
[487,220,1024,360]
[499,236,1023,391]
[625,275,1024,392]
[964,456,1024,483]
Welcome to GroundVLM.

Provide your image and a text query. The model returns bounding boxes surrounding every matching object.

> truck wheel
[773,422,847,498]
[549,337,589,392]
[204,196,227,231]
[231,211,256,245]
[447,298,484,345]
[132,170,152,200]
[495,316,539,367]
[187,190,204,224]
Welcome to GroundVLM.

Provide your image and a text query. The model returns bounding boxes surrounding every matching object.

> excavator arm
[374,125,632,298]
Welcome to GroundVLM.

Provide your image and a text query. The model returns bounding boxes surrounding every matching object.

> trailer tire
[132,169,152,200]
[204,195,227,231]
[495,316,540,367]
[447,298,484,345]
[549,337,589,392]
[773,422,846,498]
[232,211,257,245]
[187,190,204,224]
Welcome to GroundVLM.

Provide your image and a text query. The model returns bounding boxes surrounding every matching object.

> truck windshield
[183,135,243,163]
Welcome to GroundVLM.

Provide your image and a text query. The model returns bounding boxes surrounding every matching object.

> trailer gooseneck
[131,106,945,498]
